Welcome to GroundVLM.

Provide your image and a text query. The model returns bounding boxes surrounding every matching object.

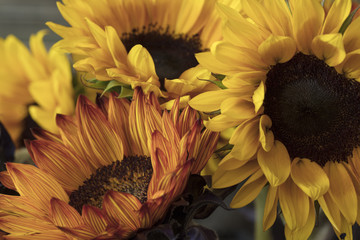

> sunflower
[46,0,242,98]
[0,30,74,146]
[189,0,360,239]
[0,88,218,239]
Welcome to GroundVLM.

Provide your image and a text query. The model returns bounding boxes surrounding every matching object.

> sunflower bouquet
[1,0,360,239]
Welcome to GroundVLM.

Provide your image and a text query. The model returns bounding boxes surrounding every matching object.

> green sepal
[339,5,360,35]
[211,73,226,81]
[205,79,227,89]
[214,143,233,153]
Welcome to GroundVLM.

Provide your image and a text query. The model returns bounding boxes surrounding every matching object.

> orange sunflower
[190,0,360,239]
[0,88,219,239]
[46,0,241,98]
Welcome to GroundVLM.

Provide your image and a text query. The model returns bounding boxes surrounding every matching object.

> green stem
[255,186,272,240]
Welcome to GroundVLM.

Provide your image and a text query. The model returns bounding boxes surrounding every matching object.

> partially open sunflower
[46,0,242,98]
[0,30,74,146]
[0,88,218,239]
[190,0,360,239]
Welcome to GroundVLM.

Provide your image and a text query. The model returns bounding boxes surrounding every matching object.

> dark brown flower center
[121,24,203,88]
[69,156,153,213]
[263,52,360,166]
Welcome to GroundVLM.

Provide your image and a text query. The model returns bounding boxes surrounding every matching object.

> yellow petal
[257,140,291,187]
[204,114,241,132]
[311,33,346,66]
[292,0,325,54]
[284,199,315,240]
[228,118,260,161]
[259,115,274,152]
[230,169,267,208]
[220,97,256,121]
[322,0,351,34]
[278,178,310,230]
[213,160,260,189]
[318,193,342,232]
[290,158,329,200]
[252,81,265,113]
[127,44,157,81]
[189,88,255,112]
[343,17,360,52]
[263,186,278,231]
[324,162,357,224]
[258,35,297,66]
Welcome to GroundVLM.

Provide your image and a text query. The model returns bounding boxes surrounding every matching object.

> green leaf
[211,73,226,81]
[339,5,360,34]
[118,86,134,98]
[214,143,233,153]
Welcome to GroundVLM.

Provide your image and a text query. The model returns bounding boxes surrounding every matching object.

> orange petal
[82,205,107,234]
[76,95,124,168]
[103,191,142,231]
[6,163,69,211]
[257,140,291,187]
[49,198,83,228]
[30,140,91,192]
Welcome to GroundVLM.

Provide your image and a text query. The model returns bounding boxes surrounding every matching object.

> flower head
[47,0,241,98]
[0,88,218,239]
[190,0,360,238]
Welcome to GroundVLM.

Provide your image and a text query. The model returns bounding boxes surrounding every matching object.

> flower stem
[255,187,272,240]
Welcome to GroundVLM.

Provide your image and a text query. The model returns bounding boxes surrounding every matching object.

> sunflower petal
[318,193,342,232]
[103,191,142,230]
[257,140,291,187]
[291,158,329,200]
[263,186,278,231]
[213,160,260,189]
[292,0,325,54]
[278,178,310,230]
[6,163,69,210]
[284,199,316,240]
[311,33,346,66]
[258,35,297,66]
[324,162,357,224]
[322,0,351,34]
[49,198,83,228]
[82,205,107,234]
[259,115,274,152]
[230,169,267,208]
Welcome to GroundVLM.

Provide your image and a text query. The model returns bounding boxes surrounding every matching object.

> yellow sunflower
[46,0,242,98]
[189,0,360,239]
[0,30,74,146]
[0,88,218,239]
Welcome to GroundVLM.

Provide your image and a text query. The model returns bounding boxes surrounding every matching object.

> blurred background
[0,1,359,240]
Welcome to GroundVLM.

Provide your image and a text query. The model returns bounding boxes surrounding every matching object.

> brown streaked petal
[0,215,58,234]
[0,195,45,219]
[4,231,69,240]
[82,205,107,234]
[107,93,132,156]
[103,191,142,231]
[177,106,197,137]
[6,163,69,211]
[58,225,98,239]
[0,171,16,190]
[76,95,124,168]
[31,128,62,143]
[191,129,219,174]
[49,198,83,228]
[30,140,92,192]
